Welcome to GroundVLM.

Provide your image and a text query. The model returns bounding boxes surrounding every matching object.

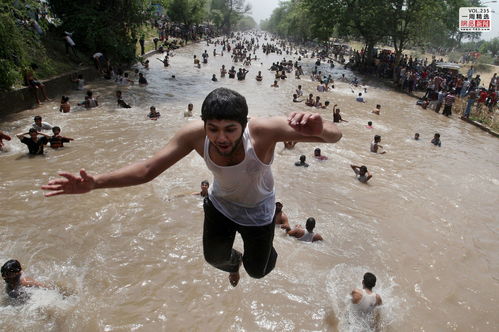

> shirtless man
[370,135,386,154]
[2,259,47,299]
[372,104,381,115]
[273,202,289,230]
[184,103,194,117]
[282,217,323,242]
[42,88,342,287]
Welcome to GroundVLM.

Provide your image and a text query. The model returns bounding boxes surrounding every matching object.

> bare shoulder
[351,288,362,303]
[376,293,382,305]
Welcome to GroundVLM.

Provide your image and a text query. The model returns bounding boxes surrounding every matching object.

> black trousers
[202,197,277,279]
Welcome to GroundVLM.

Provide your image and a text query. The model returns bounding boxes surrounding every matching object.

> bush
[0,59,20,90]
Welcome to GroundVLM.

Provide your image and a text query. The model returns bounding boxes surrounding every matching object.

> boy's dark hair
[434,133,440,138]
[363,272,377,290]
[305,217,316,232]
[29,128,37,133]
[201,180,209,186]
[201,88,248,128]
[368,121,372,126]
[34,115,42,121]
[52,126,61,133]
[360,165,368,174]
[1,260,21,277]
[374,135,381,141]
[86,90,93,97]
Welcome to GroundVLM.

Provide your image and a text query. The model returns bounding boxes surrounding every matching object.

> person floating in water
[370,135,386,154]
[431,133,441,147]
[282,217,323,242]
[2,259,47,300]
[314,148,327,160]
[193,180,209,197]
[49,126,74,149]
[116,90,131,108]
[41,87,342,287]
[414,133,420,140]
[17,128,49,155]
[273,202,289,230]
[147,106,160,120]
[351,272,382,327]
[295,155,309,167]
[350,165,372,183]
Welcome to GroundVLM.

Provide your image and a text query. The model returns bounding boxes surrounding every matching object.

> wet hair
[363,272,377,290]
[52,126,61,133]
[434,133,440,138]
[150,106,156,111]
[358,93,362,96]
[201,180,209,186]
[293,94,298,98]
[314,148,321,155]
[374,135,381,142]
[86,90,93,97]
[376,104,381,108]
[201,88,248,128]
[34,115,42,121]
[325,101,330,106]
[359,165,368,175]
[305,217,316,232]
[61,96,69,103]
[1,260,21,277]
[299,155,306,162]
[368,121,372,126]
[29,128,37,134]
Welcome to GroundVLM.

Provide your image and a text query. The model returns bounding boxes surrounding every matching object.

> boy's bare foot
[229,258,242,287]
[229,271,240,287]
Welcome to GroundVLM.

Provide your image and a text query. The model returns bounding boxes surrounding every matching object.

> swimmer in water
[148,106,160,120]
[2,259,47,299]
[370,135,386,154]
[273,202,290,230]
[282,217,323,242]
[116,90,131,108]
[211,74,218,82]
[283,141,297,149]
[49,126,74,149]
[271,80,279,88]
[414,133,420,140]
[295,155,309,167]
[193,180,210,197]
[366,121,373,129]
[351,272,382,321]
[350,165,372,183]
[314,148,328,160]
[256,71,263,81]
[431,133,441,147]
[184,103,193,117]
[292,94,303,103]
[372,104,381,115]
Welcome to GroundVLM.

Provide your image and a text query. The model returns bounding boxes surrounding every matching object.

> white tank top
[298,231,314,242]
[204,126,275,226]
[355,289,377,314]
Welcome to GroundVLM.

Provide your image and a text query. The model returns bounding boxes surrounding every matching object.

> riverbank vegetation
[261,0,498,67]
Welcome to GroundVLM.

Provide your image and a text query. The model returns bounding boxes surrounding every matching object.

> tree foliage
[49,0,152,64]
[168,0,206,27]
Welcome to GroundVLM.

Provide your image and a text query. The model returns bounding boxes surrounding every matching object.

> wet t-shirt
[21,136,48,154]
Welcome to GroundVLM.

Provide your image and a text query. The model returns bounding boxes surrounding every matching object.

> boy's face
[205,119,243,157]
[53,129,60,136]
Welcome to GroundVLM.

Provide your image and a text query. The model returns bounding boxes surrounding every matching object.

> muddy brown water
[0,36,498,331]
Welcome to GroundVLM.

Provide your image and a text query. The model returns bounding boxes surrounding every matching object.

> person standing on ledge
[42,88,342,287]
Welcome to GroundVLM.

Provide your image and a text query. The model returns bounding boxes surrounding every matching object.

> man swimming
[42,88,342,287]
[282,217,323,242]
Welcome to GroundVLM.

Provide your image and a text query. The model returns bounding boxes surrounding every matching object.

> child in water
[350,165,372,183]
[431,133,441,147]
[295,155,309,167]
[2,259,47,300]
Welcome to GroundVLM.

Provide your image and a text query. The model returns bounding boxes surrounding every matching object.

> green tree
[211,0,251,33]
[168,0,206,27]
[49,0,151,64]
